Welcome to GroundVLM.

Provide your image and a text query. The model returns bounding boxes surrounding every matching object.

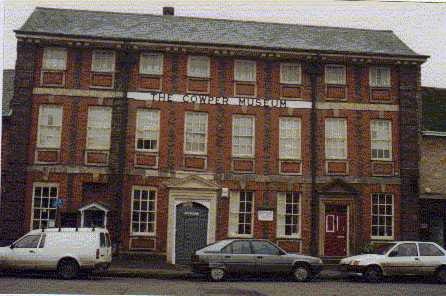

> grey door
[175,202,208,265]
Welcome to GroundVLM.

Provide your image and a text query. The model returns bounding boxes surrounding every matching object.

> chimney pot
[163,7,174,16]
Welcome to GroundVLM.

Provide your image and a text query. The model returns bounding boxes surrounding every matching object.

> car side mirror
[10,244,14,249]
[388,250,398,257]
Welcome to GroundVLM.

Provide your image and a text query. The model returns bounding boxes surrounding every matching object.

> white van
[0,227,112,279]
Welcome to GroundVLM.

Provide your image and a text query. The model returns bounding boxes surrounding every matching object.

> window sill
[276,235,301,240]
[130,233,156,237]
[371,236,394,241]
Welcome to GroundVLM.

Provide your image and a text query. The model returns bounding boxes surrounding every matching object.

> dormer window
[41,47,67,86]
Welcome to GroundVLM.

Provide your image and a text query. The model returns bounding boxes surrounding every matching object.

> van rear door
[99,232,111,261]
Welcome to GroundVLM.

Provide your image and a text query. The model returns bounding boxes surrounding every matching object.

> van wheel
[437,267,446,284]
[209,268,225,281]
[363,266,382,283]
[57,258,79,280]
[292,265,311,282]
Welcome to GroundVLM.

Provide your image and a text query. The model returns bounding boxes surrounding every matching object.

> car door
[9,234,42,269]
[251,240,290,274]
[383,243,422,275]
[418,242,446,276]
[221,240,257,274]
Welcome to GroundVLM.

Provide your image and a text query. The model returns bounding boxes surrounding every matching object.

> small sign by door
[258,210,274,221]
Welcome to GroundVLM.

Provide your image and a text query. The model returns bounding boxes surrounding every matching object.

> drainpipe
[307,58,322,256]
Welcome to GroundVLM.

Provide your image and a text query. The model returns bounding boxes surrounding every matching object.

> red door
[324,205,347,257]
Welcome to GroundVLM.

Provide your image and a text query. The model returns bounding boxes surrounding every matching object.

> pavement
[103,253,348,280]
[1,275,444,296]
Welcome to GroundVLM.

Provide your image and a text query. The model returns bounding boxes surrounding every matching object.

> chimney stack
[163,7,174,16]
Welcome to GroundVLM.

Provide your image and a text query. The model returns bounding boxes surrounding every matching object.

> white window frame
[371,193,394,240]
[139,52,163,75]
[184,112,208,155]
[30,182,59,230]
[280,63,302,85]
[325,118,348,160]
[325,64,346,85]
[234,60,256,82]
[276,192,301,238]
[135,109,160,152]
[36,104,63,149]
[187,56,210,78]
[91,50,116,73]
[232,115,255,158]
[228,191,254,238]
[42,47,67,71]
[279,117,301,160]
[86,106,112,150]
[130,186,157,236]
[369,66,391,88]
[371,120,393,161]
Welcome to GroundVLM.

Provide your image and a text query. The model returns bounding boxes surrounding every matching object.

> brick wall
[420,136,446,194]
[1,45,420,255]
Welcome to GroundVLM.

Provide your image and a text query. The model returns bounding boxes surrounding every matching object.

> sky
[1,0,446,88]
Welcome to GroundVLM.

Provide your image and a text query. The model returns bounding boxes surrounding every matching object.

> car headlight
[351,260,361,266]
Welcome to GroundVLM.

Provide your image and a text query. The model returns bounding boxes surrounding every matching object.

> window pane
[131,188,156,234]
[235,60,256,82]
[325,65,346,85]
[188,56,210,78]
[92,50,115,72]
[232,116,254,156]
[185,112,208,154]
[43,47,67,70]
[231,241,252,254]
[280,63,301,84]
[87,107,112,150]
[136,109,160,151]
[37,105,63,148]
[140,53,163,75]
[325,118,347,159]
[419,243,444,256]
[279,117,301,159]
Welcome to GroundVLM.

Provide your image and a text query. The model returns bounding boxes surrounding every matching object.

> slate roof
[17,7,425,58]
[2,69,14,117]
[422,87,446,133]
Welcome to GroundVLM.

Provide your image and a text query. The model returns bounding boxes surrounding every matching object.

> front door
[175,202,208,265]
[324,205,348,257]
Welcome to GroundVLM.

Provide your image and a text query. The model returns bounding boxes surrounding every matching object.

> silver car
[191,239,323,281]
[340,241,446,283]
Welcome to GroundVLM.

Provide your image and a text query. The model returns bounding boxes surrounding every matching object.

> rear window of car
[419,243,445,256]
[100,233,106,247]
[199,240,233,253]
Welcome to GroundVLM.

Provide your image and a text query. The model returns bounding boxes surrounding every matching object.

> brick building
[419,87,446,248]
[0,7,428,263]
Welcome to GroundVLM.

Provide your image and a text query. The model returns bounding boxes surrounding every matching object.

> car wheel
[437,267,446,284]
[293,265,311,282]
[209,268,225,281]
[363,266,382,283]
[57,258,79,280]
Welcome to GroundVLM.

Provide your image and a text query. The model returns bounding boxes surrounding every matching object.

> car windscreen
[199,240,232,252]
